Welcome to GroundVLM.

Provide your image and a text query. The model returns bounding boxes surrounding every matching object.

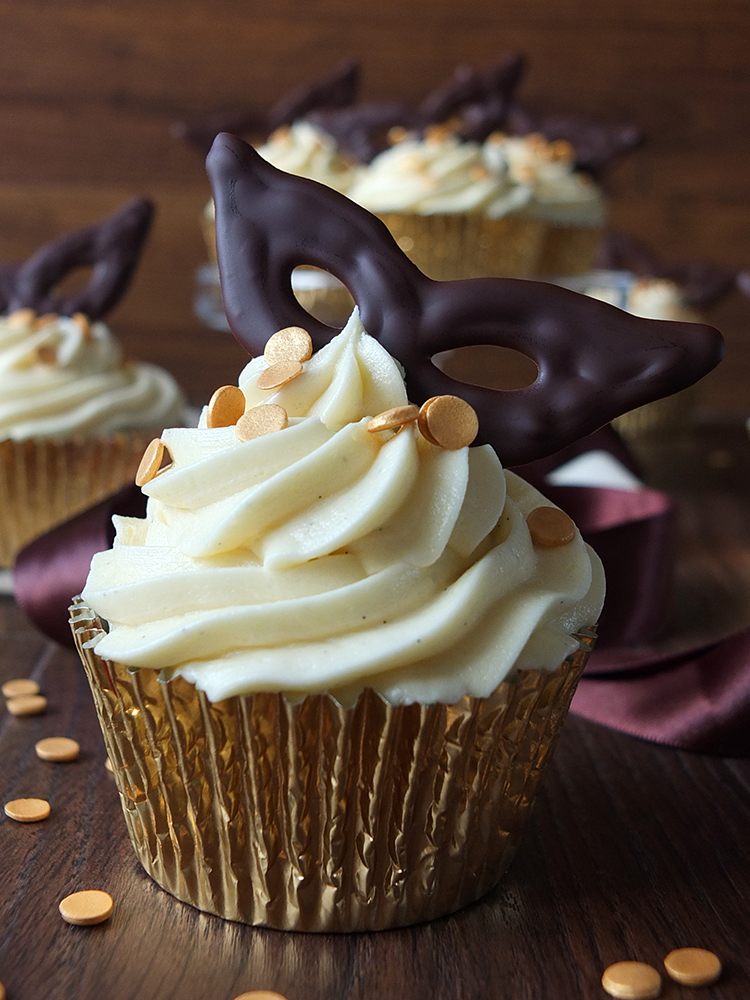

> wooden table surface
[1,420,749,1000]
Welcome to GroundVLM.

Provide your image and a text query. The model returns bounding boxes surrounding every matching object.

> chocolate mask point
[207,132,723,467]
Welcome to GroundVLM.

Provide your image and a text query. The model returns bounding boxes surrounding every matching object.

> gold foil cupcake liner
[612,385,700,440]
[535,223,604,277]
[71,598,595,932]
[0,433,154,568]
[375,212,546,280]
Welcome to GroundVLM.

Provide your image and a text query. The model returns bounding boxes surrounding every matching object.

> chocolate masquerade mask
[207,132,723,467]
[4,198,154,320]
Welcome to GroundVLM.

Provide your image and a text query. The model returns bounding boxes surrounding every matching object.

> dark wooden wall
[1,1,749,411]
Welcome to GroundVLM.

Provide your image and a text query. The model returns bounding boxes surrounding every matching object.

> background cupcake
[0,199,187,568]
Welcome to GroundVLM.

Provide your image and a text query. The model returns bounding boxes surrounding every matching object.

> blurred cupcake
[0,200,186,567]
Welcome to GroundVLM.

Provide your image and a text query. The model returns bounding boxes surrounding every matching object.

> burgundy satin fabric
[13,484,145,647]
[11,432,750,756]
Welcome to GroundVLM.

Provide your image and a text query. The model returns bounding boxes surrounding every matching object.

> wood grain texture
[0,0,748,413]
[1,423,750,999]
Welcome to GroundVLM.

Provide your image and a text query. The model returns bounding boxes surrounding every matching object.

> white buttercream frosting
[0,310,186,440]
[487,133,605,227]
[349,131,533,217]
[256,121,362,193]
[83,311,604,705]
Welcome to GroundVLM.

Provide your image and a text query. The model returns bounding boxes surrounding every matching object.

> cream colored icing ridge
[83,311,604,705]
[0,310,186,440]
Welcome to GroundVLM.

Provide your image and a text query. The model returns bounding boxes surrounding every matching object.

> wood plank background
[0,1,748,411]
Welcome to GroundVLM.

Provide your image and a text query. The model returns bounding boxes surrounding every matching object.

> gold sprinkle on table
[264,326,313,365]
[4,798,51,823]
[59,889,114,926]
[2,678,40,698]
[417,395,479,450]
[135,438,170,487]
[207,384,246,428]
[232,993,290,1000]
[526,506,576,548]
[35,737,80,762]
[388,125,409,145]
[602,962,662,1000]
[6,694,47,716]
[663,948,722,987]
[367,405,420,434]
[236,405,288,442]
[256,359,303,390]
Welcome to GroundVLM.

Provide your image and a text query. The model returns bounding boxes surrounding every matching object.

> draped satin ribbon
[12,427,750,756]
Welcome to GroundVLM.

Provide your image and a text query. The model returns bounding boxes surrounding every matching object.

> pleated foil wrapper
[535,224,604,278]
[375,212,546,280]
[0,432,154,568]
[71,598,595,932]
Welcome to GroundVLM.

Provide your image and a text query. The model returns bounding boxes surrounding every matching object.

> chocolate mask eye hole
[9,198,154,321]
[432,345,539,392]
[208,132,723,467]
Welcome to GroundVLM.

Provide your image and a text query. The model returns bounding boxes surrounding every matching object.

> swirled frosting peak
[0,309,186,440]
[83,310,604,704]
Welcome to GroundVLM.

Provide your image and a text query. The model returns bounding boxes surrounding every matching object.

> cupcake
[71,136,722,932]
[0,200,186,567]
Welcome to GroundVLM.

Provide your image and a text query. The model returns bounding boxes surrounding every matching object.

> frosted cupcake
[70,136,722,932]
[0,200,186,567]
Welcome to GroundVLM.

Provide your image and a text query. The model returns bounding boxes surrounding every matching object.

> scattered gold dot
[550,139,575,161]
[34,344,57,364]
[4,798,51,823]
[236,404,289,442]
[207,384,246,428]
[59,889,113,926]
[135,438,171,487]
[526,506,576,548]
[72,312,93,340]
[417,395,479,450]
[367,405,420,434]
[264,326,313,365]
[6,307,36,328]
[6,694,47,716]
[2,678,40,699]
[486,131,507,145]
[256,360,303,391]
[32,313,57,331]
[602,962,661,1000]
[663,948,721,987]
[232,993,290,1000]
[388,126,409,145]
[35,737,80,762]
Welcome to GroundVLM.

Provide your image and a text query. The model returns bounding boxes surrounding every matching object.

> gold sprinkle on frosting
[236,404,288,441]
[135,438,171,487]
[256,360,303,391]
[526,506,576,548]
[264,326,313,365]
[207,384,246,428]
[367,405,420,434]
[417,395,479,450]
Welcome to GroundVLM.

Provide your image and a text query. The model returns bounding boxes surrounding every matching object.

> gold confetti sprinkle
[264,327,313,365]
[417,395,479,450]
[207,385,246,428]
[135,439,171,487]
[367,405,420,434]
[526,507,576,548]
[256,360,303,391]
[236,404,288,442]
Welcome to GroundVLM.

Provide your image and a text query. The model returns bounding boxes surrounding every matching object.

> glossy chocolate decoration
[208,133,723,467]
[267,59,360,132]
[597,230,739,308]
[9,199,154,320]
[418,54,526,140]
